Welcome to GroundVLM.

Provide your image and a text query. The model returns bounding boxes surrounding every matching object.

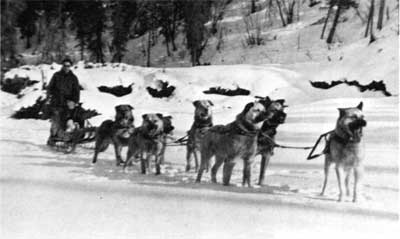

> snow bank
[2,63,393,133]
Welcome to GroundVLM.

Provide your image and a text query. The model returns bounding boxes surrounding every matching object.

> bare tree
[377,0,385,30]
[275,0,287,26]
[365,0,376,43]
[243,14,264,46]
[321,1,335,39]
[327,0,343,44]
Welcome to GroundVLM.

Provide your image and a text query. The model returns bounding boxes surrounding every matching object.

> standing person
[46,58,81,145]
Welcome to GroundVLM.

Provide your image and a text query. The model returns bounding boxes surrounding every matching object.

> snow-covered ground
[0,62,398,238]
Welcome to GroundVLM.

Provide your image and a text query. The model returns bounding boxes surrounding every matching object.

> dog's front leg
[335,166,344,202]
[344,169,351,197]
[258,153,272,186]
[140,152,147,174]
[155,153,162,175]
[193,149,201,172]
[320,157,331,196]
[353,166,363,202]
[222,161,236,186]
[185,146,193,172]
[113,141,123,166]
[242,158,253,187]
[211,156,224,183]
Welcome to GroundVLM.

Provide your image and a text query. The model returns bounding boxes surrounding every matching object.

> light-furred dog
[196,101,268,187]
[186,100,214,172]
[92,104,134,165]
[124,113,173,175]
[320,102,367,202]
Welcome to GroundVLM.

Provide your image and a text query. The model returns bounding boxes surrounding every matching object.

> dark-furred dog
[92,104,134,165]
[186,100,214,172]
[196,101,268,187]
[320,102,366,202]
[256,97,287,185]
[124,113,173,175]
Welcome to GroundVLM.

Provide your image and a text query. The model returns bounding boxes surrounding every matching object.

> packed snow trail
[1,63,398,238]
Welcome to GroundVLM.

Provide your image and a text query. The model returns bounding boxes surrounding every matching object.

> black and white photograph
[0,0,399,238]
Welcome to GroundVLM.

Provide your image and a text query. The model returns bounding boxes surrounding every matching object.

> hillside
[1,1,399,238]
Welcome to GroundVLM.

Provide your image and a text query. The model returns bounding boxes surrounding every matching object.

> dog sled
[48,120,97,153]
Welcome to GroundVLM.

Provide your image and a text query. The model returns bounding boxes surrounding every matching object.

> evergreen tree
[40,0,69,63]
[86,0,107,63]
[156,0,183,56]
[182,0,212,66]
[1,0,25,68]
[17,1,39,49]
[111,0,137,62]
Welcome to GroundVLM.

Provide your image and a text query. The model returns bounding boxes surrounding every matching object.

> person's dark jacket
[47,70,80,107]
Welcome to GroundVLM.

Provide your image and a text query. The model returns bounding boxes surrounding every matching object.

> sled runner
[48,121,97,153]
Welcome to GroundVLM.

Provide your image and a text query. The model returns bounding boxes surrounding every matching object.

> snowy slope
[3,63,390,131]
[0,87,398,239]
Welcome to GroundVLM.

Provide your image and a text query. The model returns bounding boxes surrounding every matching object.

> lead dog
[320,102,367,202]
[196,101,268,187]
[186,100,214,172]
[92,104,134,165]
[124,113,170,175]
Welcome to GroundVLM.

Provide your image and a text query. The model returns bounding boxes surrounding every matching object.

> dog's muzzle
[348,119,367,142]
[270,112,286,124]
[349,119,367,130]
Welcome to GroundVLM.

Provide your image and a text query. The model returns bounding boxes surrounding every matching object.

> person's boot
[47,136,56,146]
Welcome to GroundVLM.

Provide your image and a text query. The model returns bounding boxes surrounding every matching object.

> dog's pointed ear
[276,99,285,105]
[356,101,363,110]
[115,105,121,112]
[142,114,148,121]
[243,102,254,114]
[164,115,172,120]
[338,108,346,118]
[207,100,214,106]
[156,113,163,119]
[261,96,271,106]
[193,100,200,107]
[128,105,134,110]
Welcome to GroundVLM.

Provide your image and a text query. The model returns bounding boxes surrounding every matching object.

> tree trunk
[80,40,84,60]
[251,0,256,13]
[286,1,295,24]
[321,1,334,39]
[96,30,102,63]
[365,5,372,36]
[327,0,342,44]
[276,0,287,27]
[26,36,31,49]
[386,6,389,20]
[369,0,376,43]
[165,38,171,56]
[377,0,385,30]
[171,37,177,51]
[146,31,151,67]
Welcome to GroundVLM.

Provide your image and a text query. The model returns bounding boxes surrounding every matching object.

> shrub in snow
[1,76,39,95]
[310,79,392,96]
[146,80,175,98]
[98,83,134,97]
[203,86,250,96]
[12,96,99,120]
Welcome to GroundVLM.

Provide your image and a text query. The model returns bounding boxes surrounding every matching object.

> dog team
[91,96,367,202]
